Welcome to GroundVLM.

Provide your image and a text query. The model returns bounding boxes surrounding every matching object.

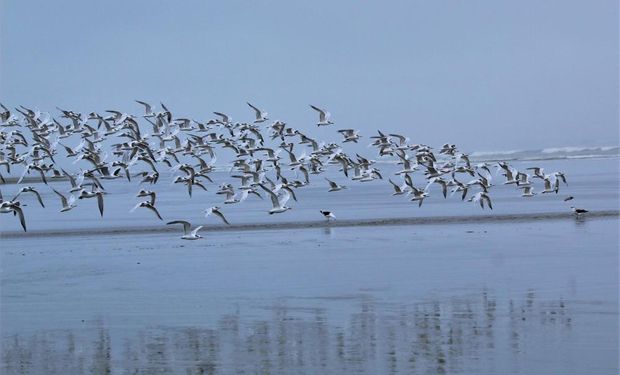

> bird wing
[32,189,45,208]
[14,206,26,232]
[167,220,191,235]
[247,102,262,119]
[213,209,230,225]
[96,193,104,217]
[53,189,68,207]
[191,225,203,236]
[259,183,280,208]
[147,205,163,220]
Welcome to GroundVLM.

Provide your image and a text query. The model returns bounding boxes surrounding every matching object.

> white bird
[309,105,333,126]
[320,210,336,221]
[247,102,268,123]
[52,189,77,212]
[204,206,231,225]
[325,178,347,192]
[337,129,361,143]
[259,183,292,214]
[167,220,204,240]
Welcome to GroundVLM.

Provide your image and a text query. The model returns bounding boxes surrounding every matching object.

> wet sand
[2,216,618,374]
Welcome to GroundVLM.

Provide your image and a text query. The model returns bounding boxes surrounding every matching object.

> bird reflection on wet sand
[2,290,584,375]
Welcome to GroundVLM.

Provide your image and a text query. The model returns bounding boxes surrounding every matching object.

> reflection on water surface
[3,290,585,374]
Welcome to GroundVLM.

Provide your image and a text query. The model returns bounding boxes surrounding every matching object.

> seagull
[167,220,204,240]
[130,201,163,220]
[52,189,77,212]
[247,102,268,123]
[320,210,336,221]
[309,105,333,126]
[204,206,231,225]
[571,207,588,216]
[325,178,347,192]
[259,183,292,214]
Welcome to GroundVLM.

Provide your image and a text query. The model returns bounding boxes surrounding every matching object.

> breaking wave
[469,146,619,162]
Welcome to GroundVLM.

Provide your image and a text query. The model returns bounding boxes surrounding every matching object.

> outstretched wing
[167,220,191,235]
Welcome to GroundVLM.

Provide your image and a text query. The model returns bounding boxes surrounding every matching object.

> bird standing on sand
[571,207,588,216]
[320,210,336,221]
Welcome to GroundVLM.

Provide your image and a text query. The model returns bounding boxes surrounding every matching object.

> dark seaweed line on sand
[1,210,618,239]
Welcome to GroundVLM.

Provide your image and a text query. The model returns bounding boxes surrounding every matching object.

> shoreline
[1,209,618,239]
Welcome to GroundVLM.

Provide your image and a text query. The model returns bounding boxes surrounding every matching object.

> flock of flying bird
[0,101,585,239]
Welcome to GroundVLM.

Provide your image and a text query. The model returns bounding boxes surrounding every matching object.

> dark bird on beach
[320,210,336,221]
[564,196,574,202]
[571,206,588,216]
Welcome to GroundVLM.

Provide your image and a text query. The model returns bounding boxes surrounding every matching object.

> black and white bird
[571,206,588,216]
[320,210,336,221]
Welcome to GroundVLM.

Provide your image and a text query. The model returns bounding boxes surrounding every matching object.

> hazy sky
[1,0,618,152]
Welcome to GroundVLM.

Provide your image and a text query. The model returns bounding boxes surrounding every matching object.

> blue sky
[1,0,617,152]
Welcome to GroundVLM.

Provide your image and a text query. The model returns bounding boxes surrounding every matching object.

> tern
[309,105,333,126]
[247,102,268,123]
[52,189,77,212]
[259,183,292,214]
[520,186,535,197]
[325,178,347,192]
[167,220,204,240]
[388,178,407,195]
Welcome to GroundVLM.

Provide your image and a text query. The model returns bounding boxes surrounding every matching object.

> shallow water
[0,158,618,235]
[1,158,619,374]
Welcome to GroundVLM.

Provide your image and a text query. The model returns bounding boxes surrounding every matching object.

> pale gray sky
[1,0,618,152]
